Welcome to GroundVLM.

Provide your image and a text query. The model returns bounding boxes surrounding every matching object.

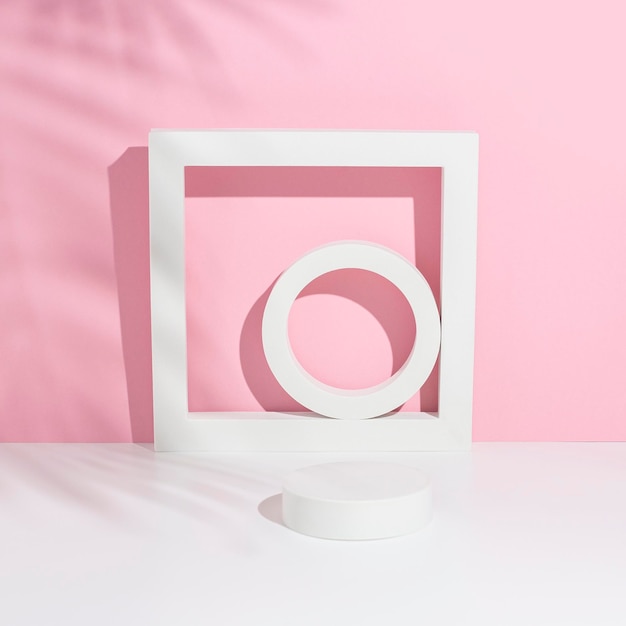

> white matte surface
[282,462,432,539]
[262,241,441,419]
[2,443,625,626]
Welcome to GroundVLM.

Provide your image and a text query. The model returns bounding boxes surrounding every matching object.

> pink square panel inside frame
[185,165,442,414]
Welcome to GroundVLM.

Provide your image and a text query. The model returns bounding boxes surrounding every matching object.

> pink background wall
[2,1,625,442]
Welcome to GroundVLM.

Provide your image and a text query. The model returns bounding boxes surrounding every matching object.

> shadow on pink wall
[108,153,441,438]
[108,147,153,442]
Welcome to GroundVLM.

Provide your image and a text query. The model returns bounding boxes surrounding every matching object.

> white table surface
[1,443,625,625]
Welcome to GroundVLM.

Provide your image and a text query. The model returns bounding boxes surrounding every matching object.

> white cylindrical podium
[282,462,432,540]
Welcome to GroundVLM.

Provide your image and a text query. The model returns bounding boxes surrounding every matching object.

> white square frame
[149,130,479,451]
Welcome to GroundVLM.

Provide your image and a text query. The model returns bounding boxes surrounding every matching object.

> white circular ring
[261,241,441,420]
